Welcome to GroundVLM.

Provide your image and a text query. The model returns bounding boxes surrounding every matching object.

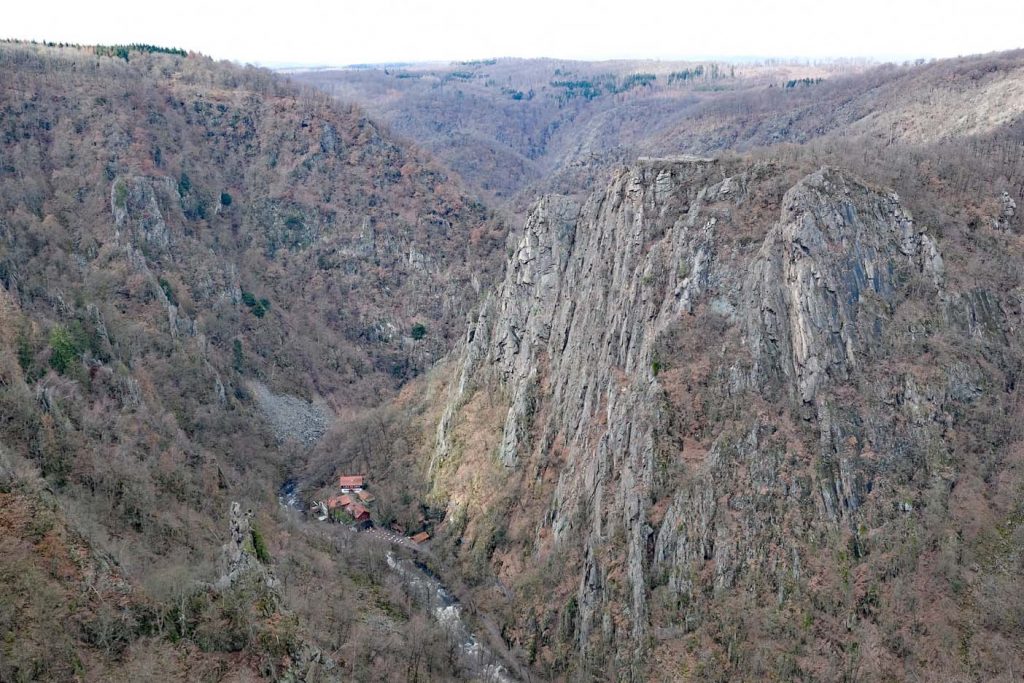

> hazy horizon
[7,0,1024,68]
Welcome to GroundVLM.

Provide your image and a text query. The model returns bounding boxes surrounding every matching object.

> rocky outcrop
[216,501,280,594]
[997,190,1017,230]
[746,168,944,404]
[434,157,739,655]
[215,503,339,681]
[111,176,179,251]
[431,157,990,676]
[432,195,579,472]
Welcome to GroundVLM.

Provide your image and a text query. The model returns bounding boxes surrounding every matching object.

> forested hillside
[296,52,1024,220]
[0,41,506,681]
[293,57,863,214]
[5,37,1024,683]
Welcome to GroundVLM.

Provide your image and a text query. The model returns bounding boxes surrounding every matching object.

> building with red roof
[337,475,365,491]
[326,494,354,509]
[346,502,371,522]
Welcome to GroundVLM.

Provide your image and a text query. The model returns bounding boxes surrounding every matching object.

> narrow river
[386,552,517,683]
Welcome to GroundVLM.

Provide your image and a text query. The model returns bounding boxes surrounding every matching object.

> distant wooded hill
[293,52,1024,220]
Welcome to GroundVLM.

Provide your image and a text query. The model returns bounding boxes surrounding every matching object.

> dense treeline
[94,43,188,60]
[667,63,733,83]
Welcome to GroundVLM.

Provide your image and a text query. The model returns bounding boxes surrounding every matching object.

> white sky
[6,0,1024,66]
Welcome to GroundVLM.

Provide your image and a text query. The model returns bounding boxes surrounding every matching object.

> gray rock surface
[111,175,178,250]
[216,501,279,593]
[745,168,943,404]
[431,157,978,672]
[249,381,330,446]
[997,190,1017,230]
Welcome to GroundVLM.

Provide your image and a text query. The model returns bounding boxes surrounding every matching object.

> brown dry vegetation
[5,37,1024,683]
[0,41,508,681]
[296,51,1024,230]
[293,58,867,215]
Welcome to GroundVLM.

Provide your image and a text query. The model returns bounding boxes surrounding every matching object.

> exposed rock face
[216,503,337,681]
[435,157,743,655]
[997,190,1017,230]
[111,175,178,251]
[433,195,579,471]
[430,158,1019,678]
[217,501,279,594]
[746,168,944,404]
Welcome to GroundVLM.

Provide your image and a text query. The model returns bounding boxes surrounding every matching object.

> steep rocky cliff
[430,156,1024,680]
